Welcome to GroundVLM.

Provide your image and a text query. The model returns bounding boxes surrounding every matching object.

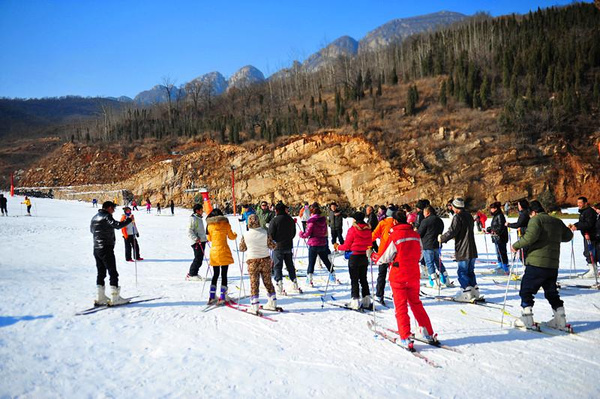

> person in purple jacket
[299,202,335,286]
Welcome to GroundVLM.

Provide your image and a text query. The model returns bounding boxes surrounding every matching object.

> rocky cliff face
[227,65,265,91]
[303,36,359,72]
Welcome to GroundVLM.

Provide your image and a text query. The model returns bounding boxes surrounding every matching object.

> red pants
[391,280,434,339]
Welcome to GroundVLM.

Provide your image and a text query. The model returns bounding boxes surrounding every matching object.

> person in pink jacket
[299,202,334,285]
[336,212,373,310]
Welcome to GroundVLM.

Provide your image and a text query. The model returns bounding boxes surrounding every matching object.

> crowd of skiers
[89,194,600,348]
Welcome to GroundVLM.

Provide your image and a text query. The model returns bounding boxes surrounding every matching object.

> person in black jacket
[487,202,509,274]
[418,206,452,287]
[440,198,480,302]
[570,196,599,277]
[268,203,299,294]
[414,199,430,229]
[593,202,600,267]
[0,193,7,216]
[366,205,379,252]
[328,202,346,247]
[506,199,530,263]
[90,201,132,306]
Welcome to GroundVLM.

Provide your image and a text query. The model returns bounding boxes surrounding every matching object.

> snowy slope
[1,195,599,398]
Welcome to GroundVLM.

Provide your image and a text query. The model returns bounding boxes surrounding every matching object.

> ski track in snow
[0,195,599,398]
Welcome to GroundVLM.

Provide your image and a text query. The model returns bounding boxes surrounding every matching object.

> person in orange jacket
[375,210,438,349]
[372,208,398,305]
[120,207,143,261]
[206,209,238,304]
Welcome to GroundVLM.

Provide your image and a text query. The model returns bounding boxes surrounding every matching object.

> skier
[256,201,274,229]
[335,212,372,310]
[418,206,452,288]
[440,198,481,302]
[377,205,387,222]
[375,210,438,348]
[487,202,509,275]
[299,202,335,285]
[328,202,346,248]
[120,207,143,262]
[239,204,256,230]
[145,199,151,214]
[593,202,600,262]
[90,201,133,305]
[187,204,207,281]
[21,196,32,216]
[0,193,7,216]
[413,199,430,229]
[268,203,300,294]
[366,205,379,252]
[156,203,161,215]
[568,196,598,278]
[512,201,574,330]
[92,198,98,208]
[239,214,278,313]
[131,199,138,211]
[506,199,530,262]
[371,207,398,305]
[299,201,310,231]
[170,200,175,215]
[474,209,487,232]
[206,209,238,304]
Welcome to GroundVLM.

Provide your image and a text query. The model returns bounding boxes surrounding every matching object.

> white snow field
[1,195,599,398]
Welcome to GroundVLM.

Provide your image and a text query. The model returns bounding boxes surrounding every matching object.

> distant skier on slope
[375,210,438,348]
[90,201,133,306]
[120,206,143,262]
[569,196,598,278]
[335,212,372,310]
[21,196,32,216]
[440,198,481,302]
[206,209,238,304]
[268,203,300,295]
[487,202,509,275]
[239,214,278,314]
[187,204,208,281]
[511,201,573,331]
[299,202,335,286]
[170,200,175,215]
[0,193,7,216]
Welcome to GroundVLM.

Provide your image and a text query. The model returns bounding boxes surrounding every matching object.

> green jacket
[255,207,274,229]
[512,213,573,269]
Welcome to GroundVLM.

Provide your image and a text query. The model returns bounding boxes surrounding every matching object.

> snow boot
[306,273,313,285]
[219,285,233,303]
[276,280,284,295]
[514,306,535,329]
[361,295,373,310]
[454,286,475,302]
[415,326,439,345]
[328,272,337,284]
[248,296,260,315]
[109,286,130,306]
[581,263,597,279]
[207,285,217,305]
[263,294,277,311]
[95,285,110,306]
[544,307,567,330]
[471,285,482,300]
[347,298,361,310]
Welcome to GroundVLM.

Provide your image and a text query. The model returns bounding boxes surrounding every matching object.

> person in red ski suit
[374,210,437,345]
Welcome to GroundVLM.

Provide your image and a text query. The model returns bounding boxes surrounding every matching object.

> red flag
[10,172,14,197]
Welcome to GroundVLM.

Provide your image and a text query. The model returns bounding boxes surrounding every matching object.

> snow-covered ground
[1,195,599,398]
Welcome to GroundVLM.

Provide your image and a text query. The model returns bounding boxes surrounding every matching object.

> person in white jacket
[187,204,208,281]
[239,214,278,314]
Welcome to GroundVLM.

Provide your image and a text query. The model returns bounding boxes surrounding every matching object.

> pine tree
[439,80,448,107]
[406,85,419,115]
[480,75,490,109]
[376,75,383,96]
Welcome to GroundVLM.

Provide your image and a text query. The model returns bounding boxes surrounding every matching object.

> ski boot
[207,285,218,305]
[328,272,337,284]
[186,273,203,282]
[513,306,537,330]
[109,286,130,306]
[361,295,373,310]
[305,273,313,286]
[218,285,233,304]
[471,285,483,300]
[581,264,597,279]
[501,263,510,274]
[276,280,284,295]
[440,272,454,287]
[95,285,110,306]
[346,298,361,310]
[453,286,475,302]
[263,293,278,311]
[376,296,386,307]
[396,337,415,351]
[248,296,260,315]
[427,274,439,288]
[543,307,572,332]
[414,326,439,345]
[290,279,301,293]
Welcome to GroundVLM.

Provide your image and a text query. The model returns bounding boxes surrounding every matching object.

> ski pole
[500,254,517,327]
[483,233,489,262]
[368,252,377,327]
[200,242,212,298]
[320,253,335,309]
[585,234,599,288]
[437,243,443,297]
[570,239,576,279]
[234,237,246,299]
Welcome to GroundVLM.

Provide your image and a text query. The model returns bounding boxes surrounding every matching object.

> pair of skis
[75,296,164,316]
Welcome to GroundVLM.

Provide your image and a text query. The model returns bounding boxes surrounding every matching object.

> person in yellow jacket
[206,209,238,304]
[372,208,398,305]
[120,207,143,261]
[21,196,32,216]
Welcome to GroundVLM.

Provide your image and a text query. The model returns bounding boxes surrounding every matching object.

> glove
[437,234,442,243]
[486,227,492,234]
[366,248,373,258]
[333,243,339,251]
[293,218,297,223]
[136,233,140,238]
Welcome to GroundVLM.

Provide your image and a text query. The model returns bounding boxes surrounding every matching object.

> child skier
[239,214,278,314]
[120,207,143,261]
[206,209,237,304]
[22,196,32,216]
[375,210,438,349]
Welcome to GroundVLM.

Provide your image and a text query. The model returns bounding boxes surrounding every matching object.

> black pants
[376,263,389,298]
[272,249,296,282]
[124,236,140,261]
[26,205,31,214]
[331,229,344,245]
[349,254,370,299]
[519,265,563,309]
[1,205,7,215]
[188,242,206,276]
[494,237,509,265]
[94,248,119,287]
[211,265,229,287]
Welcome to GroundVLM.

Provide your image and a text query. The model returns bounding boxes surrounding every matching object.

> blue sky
[0,0,579,99]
